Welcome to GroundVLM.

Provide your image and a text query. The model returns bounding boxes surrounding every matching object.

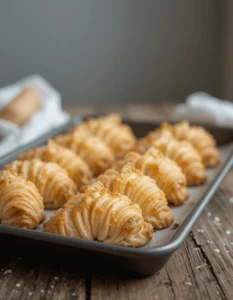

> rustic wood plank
[91,267,174,300]
[0,253,86,300]
[192,169,233,299]
[90,233,224,300]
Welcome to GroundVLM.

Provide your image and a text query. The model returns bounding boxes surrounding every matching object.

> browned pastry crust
[161,121,220,168]
[18,139,93,187]
[71,114,136,158]
[0,169,45,228]
[118,147,189,205]
[43,181,153,247]
[55,133,115,175]
[4,159,77,209]
[98,163,174,229]
[137,130,207,186]
[0,87,41,126]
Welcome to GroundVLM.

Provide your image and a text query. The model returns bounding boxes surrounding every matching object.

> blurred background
[0,0,232,105]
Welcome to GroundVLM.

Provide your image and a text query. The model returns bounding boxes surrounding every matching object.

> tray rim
[0,116,233,259]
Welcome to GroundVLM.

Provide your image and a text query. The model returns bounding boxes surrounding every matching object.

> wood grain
[0,105,232,300]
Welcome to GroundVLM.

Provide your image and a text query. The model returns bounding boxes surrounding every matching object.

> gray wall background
[0,0,222,105]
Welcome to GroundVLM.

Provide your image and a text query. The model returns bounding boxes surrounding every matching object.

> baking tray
[0,116,233,276]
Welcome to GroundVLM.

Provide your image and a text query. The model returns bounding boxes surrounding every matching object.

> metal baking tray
[0,116,233,276]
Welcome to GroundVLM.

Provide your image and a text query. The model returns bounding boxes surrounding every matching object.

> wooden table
[0,105,233,300]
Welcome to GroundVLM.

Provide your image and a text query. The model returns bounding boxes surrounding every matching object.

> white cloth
[173,92,233,127]
[0,75,70,156]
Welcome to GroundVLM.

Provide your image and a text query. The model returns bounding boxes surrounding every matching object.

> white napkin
[173,92,233,127]
[0,75,70,156]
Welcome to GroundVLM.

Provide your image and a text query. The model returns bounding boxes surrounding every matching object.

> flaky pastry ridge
[43,181,153,247]
[5,159,77,209]
[118,147,189,205]
[98,163,174,229]
[161,121,220,168]
[71,114,136,158]
[55,133,115,175]
[137,130,207,185]
[0,169,45,228]
[18,139,92,187]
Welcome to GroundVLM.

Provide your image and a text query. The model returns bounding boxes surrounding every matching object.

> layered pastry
[0,169,45,228]
[70,114,136,158]
[18,139,92,187]
[97,163,174,229]
[137,129,207,185]
[161,121,220,168]
[44,181,153,247]
[55,134,115,175]
[5,159,77,209]
[117,147,189,205]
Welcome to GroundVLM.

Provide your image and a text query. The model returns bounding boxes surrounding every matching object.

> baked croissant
[71,114,136,158]
[18,139,93,187]
[0,169,45,229]
[161,121,220,168]
[43,181,153,247]
[98,163,174,229]
[55,133,115,175]
[118,147,189,205]
[137,130,207,186]
[4,159,77,209]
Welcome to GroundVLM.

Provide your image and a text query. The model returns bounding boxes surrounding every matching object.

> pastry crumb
[4,269,12,275]
[214,249,220,253]
[226,230,231,235]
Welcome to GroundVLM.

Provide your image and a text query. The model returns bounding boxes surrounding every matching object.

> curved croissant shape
[43,181,153,247]
[137,130,207,186]
[0,169,45,228]
[161,121,220,168]
[5,159,77,209]
[98,163,174,229]
[71,114,136,158]
[55,133,115,175]
[120,148,189,205]
[18,140,93,187]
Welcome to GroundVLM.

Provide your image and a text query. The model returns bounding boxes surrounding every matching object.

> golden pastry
[137,130,207,186]
[0,169,45,229]
[98,163,174,229]
[55,133,115,175]
[161,121,220,168]
[43,181,153,247]
[4,159,77,209]
[71,114,136,158]
[18,139,93,187]
[0,87,41,126]
[119,147,189,205]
